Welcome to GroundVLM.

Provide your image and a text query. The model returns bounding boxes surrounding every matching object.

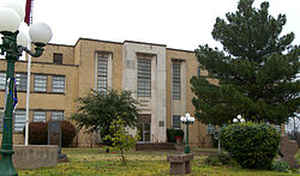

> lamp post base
[184,145,190,154]
[0,149,18,176]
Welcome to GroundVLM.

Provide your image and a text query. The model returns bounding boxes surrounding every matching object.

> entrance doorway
[137,114,151,142]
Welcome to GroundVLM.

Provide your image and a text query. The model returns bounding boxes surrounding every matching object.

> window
[0,72,6,90]
[137,58,151,97]
[51,111,64,121]
[53,53,63,64]
[172,115,181,129]
[16,73,27,91]
[96,53,108,92]
[34,75,47,92]
[14,110,26,132]
[52,76,65,93]
[172,63,181,100]
[33,111,46,122]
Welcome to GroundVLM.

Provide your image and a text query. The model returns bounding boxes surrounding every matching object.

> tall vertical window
[172,63,181,100]
[34,74,47,92]
[52,76,65,93]
[14,110,26,132]
[0,72,6,90]
[53,53,63,64]
[16,73,27,91]
[96,53,108,92]
[51,111,64,121]
[137,58,151,97]
[33,111,46,122]
[172,115,181,129]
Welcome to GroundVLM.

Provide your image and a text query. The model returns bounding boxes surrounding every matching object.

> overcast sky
[31,0,299,51]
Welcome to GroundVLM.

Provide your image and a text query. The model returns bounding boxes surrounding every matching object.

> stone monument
[48,120,68,162]
[167,153,194,175]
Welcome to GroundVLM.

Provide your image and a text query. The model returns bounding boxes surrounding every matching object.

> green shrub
[271,160,290,172]
[204,155,222,166]
[204,152,236,166]
[220,122,280,169]
[167,128,184,143]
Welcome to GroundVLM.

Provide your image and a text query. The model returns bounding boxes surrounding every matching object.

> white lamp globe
[233,118,238,123]
[237,114,242,119]
[0,0,25,22]
[29,22,53,44]
[17,30,29,47]
[180,116,184,122]
[185,113,190,119]
[0,7,21,32]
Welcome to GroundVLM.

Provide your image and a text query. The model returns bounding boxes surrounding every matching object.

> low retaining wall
[13,145,58,169]
[136,143,177,151]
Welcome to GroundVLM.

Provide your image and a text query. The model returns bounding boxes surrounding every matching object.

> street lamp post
[0,1,52,175]
[180,113,195,154]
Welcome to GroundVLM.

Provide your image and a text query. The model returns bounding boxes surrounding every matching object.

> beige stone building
[0,38,211,147]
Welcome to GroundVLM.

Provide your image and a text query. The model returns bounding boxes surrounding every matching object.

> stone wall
[13,145,58,169]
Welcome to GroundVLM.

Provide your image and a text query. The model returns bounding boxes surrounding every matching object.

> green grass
[18,148,300,176]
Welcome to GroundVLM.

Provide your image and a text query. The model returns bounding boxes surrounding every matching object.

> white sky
[31,0,299,51]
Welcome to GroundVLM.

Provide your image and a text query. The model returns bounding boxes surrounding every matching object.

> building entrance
[137,114,151,142]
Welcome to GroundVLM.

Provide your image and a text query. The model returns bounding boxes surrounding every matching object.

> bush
[24,122,48,145]
[220,122,280,169]
[167,128,184,143]
[271,160,290,172]
[61,120,77,147]
[204,152,236,166]
[204,155,222,166]
[23,120,77,147]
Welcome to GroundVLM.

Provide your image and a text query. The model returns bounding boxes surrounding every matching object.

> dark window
[53,53,63,64]
[172,115,181,129]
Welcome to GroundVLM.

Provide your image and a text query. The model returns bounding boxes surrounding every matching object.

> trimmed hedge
[25,122,48,145]
[61,120,77,147]
[23,120,77,147]
[167,128,184,143]
[220,122,280,169]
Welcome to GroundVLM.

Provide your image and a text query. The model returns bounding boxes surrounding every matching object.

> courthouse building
[0,38,211,147]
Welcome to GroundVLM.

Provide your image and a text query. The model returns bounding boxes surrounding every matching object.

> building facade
[0,38,211,147]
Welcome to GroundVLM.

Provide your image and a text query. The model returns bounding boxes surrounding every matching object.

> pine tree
[191,0,300,126]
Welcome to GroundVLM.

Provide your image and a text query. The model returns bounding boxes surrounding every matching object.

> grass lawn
[18,148,300,176]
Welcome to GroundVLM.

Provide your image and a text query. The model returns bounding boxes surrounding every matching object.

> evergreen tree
[191,0,300,126]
